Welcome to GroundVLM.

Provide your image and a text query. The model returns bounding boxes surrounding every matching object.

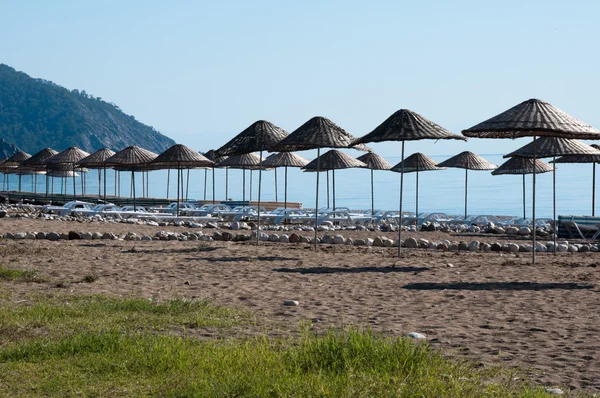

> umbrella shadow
[402,282,595,291]
[274,266,430,275]
[190,256,300,263]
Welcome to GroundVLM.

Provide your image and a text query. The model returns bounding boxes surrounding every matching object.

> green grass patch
[0,295,253,344]
[0,328,554,397]
[0,295,561,397]
[0,265,45,283]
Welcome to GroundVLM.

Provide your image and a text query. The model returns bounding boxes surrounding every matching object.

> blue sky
[1,0,599,158]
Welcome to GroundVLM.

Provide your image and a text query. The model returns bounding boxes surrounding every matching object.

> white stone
[518,227,531,235]
[557,244,569,253]
[407,332,426,340]
[279,234,289,243]
[333,234,345,244]
[544,387,563,395]
[468,241,480,251]
[283,300,299,306]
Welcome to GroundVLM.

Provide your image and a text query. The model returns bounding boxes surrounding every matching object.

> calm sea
[4,154,596,219]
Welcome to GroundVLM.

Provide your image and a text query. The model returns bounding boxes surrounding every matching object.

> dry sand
[1,217,599,393]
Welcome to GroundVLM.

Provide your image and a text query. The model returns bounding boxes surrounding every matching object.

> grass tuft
[0,265,45,283]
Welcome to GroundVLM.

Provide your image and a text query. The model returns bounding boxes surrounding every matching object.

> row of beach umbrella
[2,98,600,263]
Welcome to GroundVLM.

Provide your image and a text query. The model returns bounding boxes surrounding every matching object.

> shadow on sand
[201,256,300,263]
[274,266,430,275]
[402,281,595,291]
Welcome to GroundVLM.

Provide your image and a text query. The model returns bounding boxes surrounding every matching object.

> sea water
[4,154,596,219]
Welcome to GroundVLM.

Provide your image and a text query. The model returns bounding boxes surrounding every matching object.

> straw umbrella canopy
[104,146,158,210]
[356,152,392,215]
[551,144,600,216]
[216,153,267,205]
[77,148,116,202]
[263,152,309,210]
[271,116,369,248]
[391,153,446,218]
[463,98,600,263]
[505,137,600,252]
[0,150,31,192]
[216,120,289,239]
[303,150,368,210]
[150,144,213,216]
[203,149,228,203]
[19,148,58,196]
[353,109,466,257]
[44,147,90,201]
[492,158,553,220]
[438,152,497,219]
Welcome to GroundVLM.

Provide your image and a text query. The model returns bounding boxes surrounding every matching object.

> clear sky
[1,0,599,157]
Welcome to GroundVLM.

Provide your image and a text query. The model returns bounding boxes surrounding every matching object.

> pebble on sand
[283,300,299,306]
[407,332,426,340]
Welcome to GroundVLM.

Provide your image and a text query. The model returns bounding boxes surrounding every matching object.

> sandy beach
[1,217,599,393]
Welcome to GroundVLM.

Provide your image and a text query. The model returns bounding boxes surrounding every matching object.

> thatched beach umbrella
[463,98,600,263]
[77,148,116,203]
[216,153,266,205]
[44,147,90,201]
[263,152,309,210]
[203,149,228,203]
[438,152,497,219]
[505,137,600,253]
[104,146,158,211]
[492,157,553,220]
[353,109,465,257]
[303,150,368,210]
[151,144,213,216]
[355,152,392,215]
[0,150,31,192]
[271,116,369,249]
[21,148,58,197]
[391,152,446,218]
[551,144,600,216]
[216,120,289,240]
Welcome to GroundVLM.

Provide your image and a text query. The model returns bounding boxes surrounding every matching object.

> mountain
[0,138,20,160]
[0,64,175,154]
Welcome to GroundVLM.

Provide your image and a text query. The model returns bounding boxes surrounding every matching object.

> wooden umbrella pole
[532,136,537,265]
[212,167,215,204]
[250,170,253,202]
[204,169,207,200]
[464,168,468,219]
[186,169,190,201]
[256,150,263,244]
[118,171,121,197]
[332,169,336,210]
[34,174,37,195]
[167,169,170,199]
[132,170,137,211]
[225,168,229,200]
[593,163,596,217]
[72,164,76,201]
[176,166,180,217]
[103,165,107,203]
[314,148,321,250]
[553,156,556,255]
[45,175,49,203]
[114,170,117,196]
[98,169,101,196]
[416,168,419,224]
[371,168,374,216]
[243,169,246,204]
[274,168,278,202]
[398,141,405,258]
[522,173,526,220]
[326,170,330,208]
[146,171,149,198]
[284,166,288,210]
[129,173,133,198]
